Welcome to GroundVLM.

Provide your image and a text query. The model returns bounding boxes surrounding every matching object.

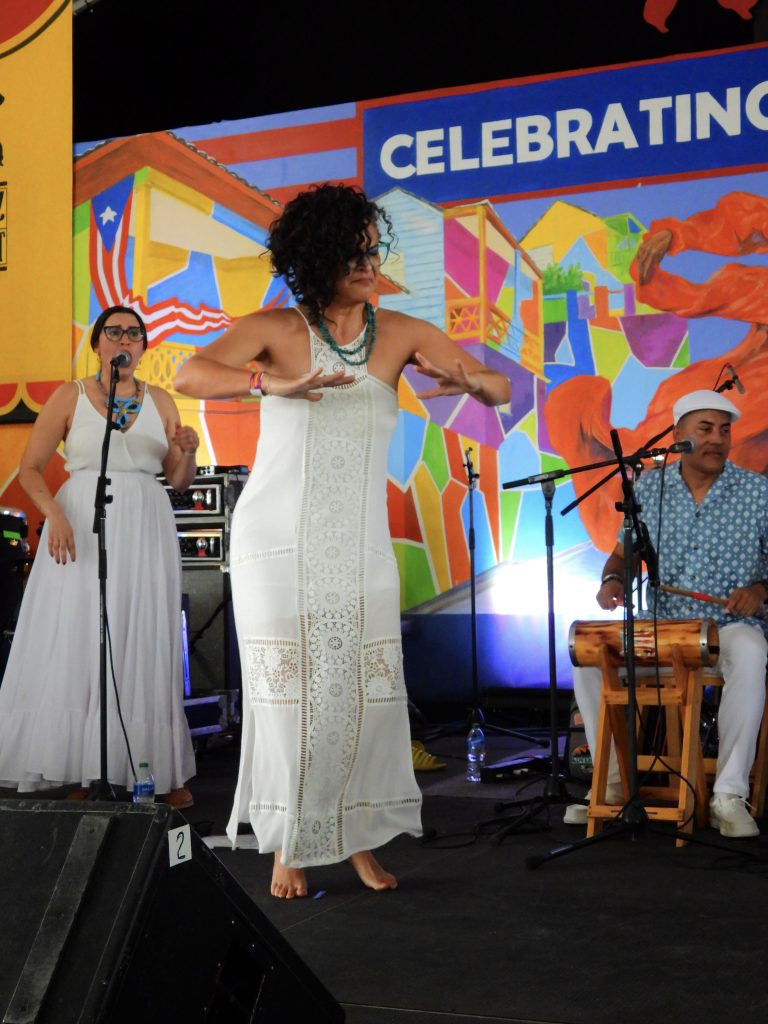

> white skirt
[0,469,195,793]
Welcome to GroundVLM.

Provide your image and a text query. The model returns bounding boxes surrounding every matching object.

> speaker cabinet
[0,800,344,1023]
[182,565,240,693]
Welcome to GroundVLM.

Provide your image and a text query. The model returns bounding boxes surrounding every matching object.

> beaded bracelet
[600,573,623,587]
[248,370,265,396]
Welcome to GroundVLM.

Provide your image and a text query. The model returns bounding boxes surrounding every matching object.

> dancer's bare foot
[349,851,398,891]
[271,853,308,899]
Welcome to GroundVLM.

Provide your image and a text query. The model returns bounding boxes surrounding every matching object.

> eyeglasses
[103,325,145,342]
[348,240,391,270]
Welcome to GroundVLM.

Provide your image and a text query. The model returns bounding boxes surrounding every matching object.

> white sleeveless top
[64,380,168,474]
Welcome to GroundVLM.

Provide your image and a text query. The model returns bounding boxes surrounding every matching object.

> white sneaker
[709,793,759,838]
[563,783,624,825]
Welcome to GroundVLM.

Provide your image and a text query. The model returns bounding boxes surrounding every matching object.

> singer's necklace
[95,369,142,430]
[314,302,376,366]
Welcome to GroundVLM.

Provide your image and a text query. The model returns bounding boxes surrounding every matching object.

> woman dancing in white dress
[174,184,511,897]
[0,306,197,805]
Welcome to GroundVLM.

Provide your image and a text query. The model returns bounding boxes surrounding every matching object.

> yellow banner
[0,0,72,417]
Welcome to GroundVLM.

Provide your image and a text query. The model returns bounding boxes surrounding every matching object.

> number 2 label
[168,824,192,867]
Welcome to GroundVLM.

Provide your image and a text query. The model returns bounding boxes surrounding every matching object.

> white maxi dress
[226,310,423,866]
[0,381,195,794]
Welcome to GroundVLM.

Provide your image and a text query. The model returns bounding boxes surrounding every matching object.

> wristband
[249,370,265,396]
[601,573,623,587]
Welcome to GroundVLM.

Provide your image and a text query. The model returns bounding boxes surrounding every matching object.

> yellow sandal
[411,740,446,772]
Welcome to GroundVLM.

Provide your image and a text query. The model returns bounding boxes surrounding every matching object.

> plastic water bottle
[132,762,155,804]
[466,723,486,783]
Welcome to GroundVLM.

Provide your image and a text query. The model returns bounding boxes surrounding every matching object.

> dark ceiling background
[73,0,768,144]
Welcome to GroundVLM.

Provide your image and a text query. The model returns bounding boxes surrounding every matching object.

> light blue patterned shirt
[625,461,768,631]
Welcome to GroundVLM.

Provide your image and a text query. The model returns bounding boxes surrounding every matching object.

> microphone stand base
[526,804,763,870]
[620,799,650,832]
[483,777,583,843]
[89,779,118,802]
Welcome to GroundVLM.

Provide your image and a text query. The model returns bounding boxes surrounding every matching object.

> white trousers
[572,622,768,799]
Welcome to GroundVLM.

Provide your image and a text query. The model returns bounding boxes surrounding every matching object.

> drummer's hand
[726,584,766,618]
[597,578,624,610]
[262,368,355,401]
[46,506,76,564]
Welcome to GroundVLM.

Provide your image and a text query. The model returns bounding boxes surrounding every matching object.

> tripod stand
[481,478,581,838]
[425,447,546,751]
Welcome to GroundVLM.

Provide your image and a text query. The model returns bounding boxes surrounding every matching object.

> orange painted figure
[643,0,758,33]
[546,192,768,552]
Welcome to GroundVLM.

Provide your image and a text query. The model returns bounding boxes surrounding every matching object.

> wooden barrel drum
[568,618,719,669]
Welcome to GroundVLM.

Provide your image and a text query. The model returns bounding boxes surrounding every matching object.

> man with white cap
[565,388,768,838]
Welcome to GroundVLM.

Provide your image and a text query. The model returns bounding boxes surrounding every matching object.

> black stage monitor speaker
[0,800,344,1024]
[183,566,241,693]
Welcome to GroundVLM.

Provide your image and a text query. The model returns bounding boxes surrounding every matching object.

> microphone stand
[525,432,745,868]
[426,448,546,749]
[481,442,671,835]
[479,454,647,840]
[606,429,649,835]
[482,477,580,838]
[90,359,122,801]
[466,448,542,743]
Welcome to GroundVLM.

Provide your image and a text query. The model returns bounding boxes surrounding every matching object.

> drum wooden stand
[570,618,720,848]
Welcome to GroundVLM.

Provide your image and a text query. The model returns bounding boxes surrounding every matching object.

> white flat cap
[672,389,741,426]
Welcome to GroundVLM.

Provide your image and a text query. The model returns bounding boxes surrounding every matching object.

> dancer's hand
[261,368,355,401]
[412,352,483,400]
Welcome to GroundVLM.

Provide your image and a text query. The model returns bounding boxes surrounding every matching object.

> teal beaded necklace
[314,302,376,366]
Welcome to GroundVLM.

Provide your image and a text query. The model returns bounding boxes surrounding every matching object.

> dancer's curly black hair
[267,183,394,323]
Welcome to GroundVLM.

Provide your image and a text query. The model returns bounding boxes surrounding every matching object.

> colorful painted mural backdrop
[4,44,768,687]
[0,1,71,520]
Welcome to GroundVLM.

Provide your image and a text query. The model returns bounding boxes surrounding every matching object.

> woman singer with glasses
[0,306,197,807]
[174,183,511,898]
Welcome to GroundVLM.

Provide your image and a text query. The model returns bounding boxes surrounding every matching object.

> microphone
[464,446,479,483]
[668,439,695,454]
[726,363,746,394]
[110,352,131,368]
[640,439,695,457]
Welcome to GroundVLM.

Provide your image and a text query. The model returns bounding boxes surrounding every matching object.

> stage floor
[3,724,768,1023]
[182,726,768,1024]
